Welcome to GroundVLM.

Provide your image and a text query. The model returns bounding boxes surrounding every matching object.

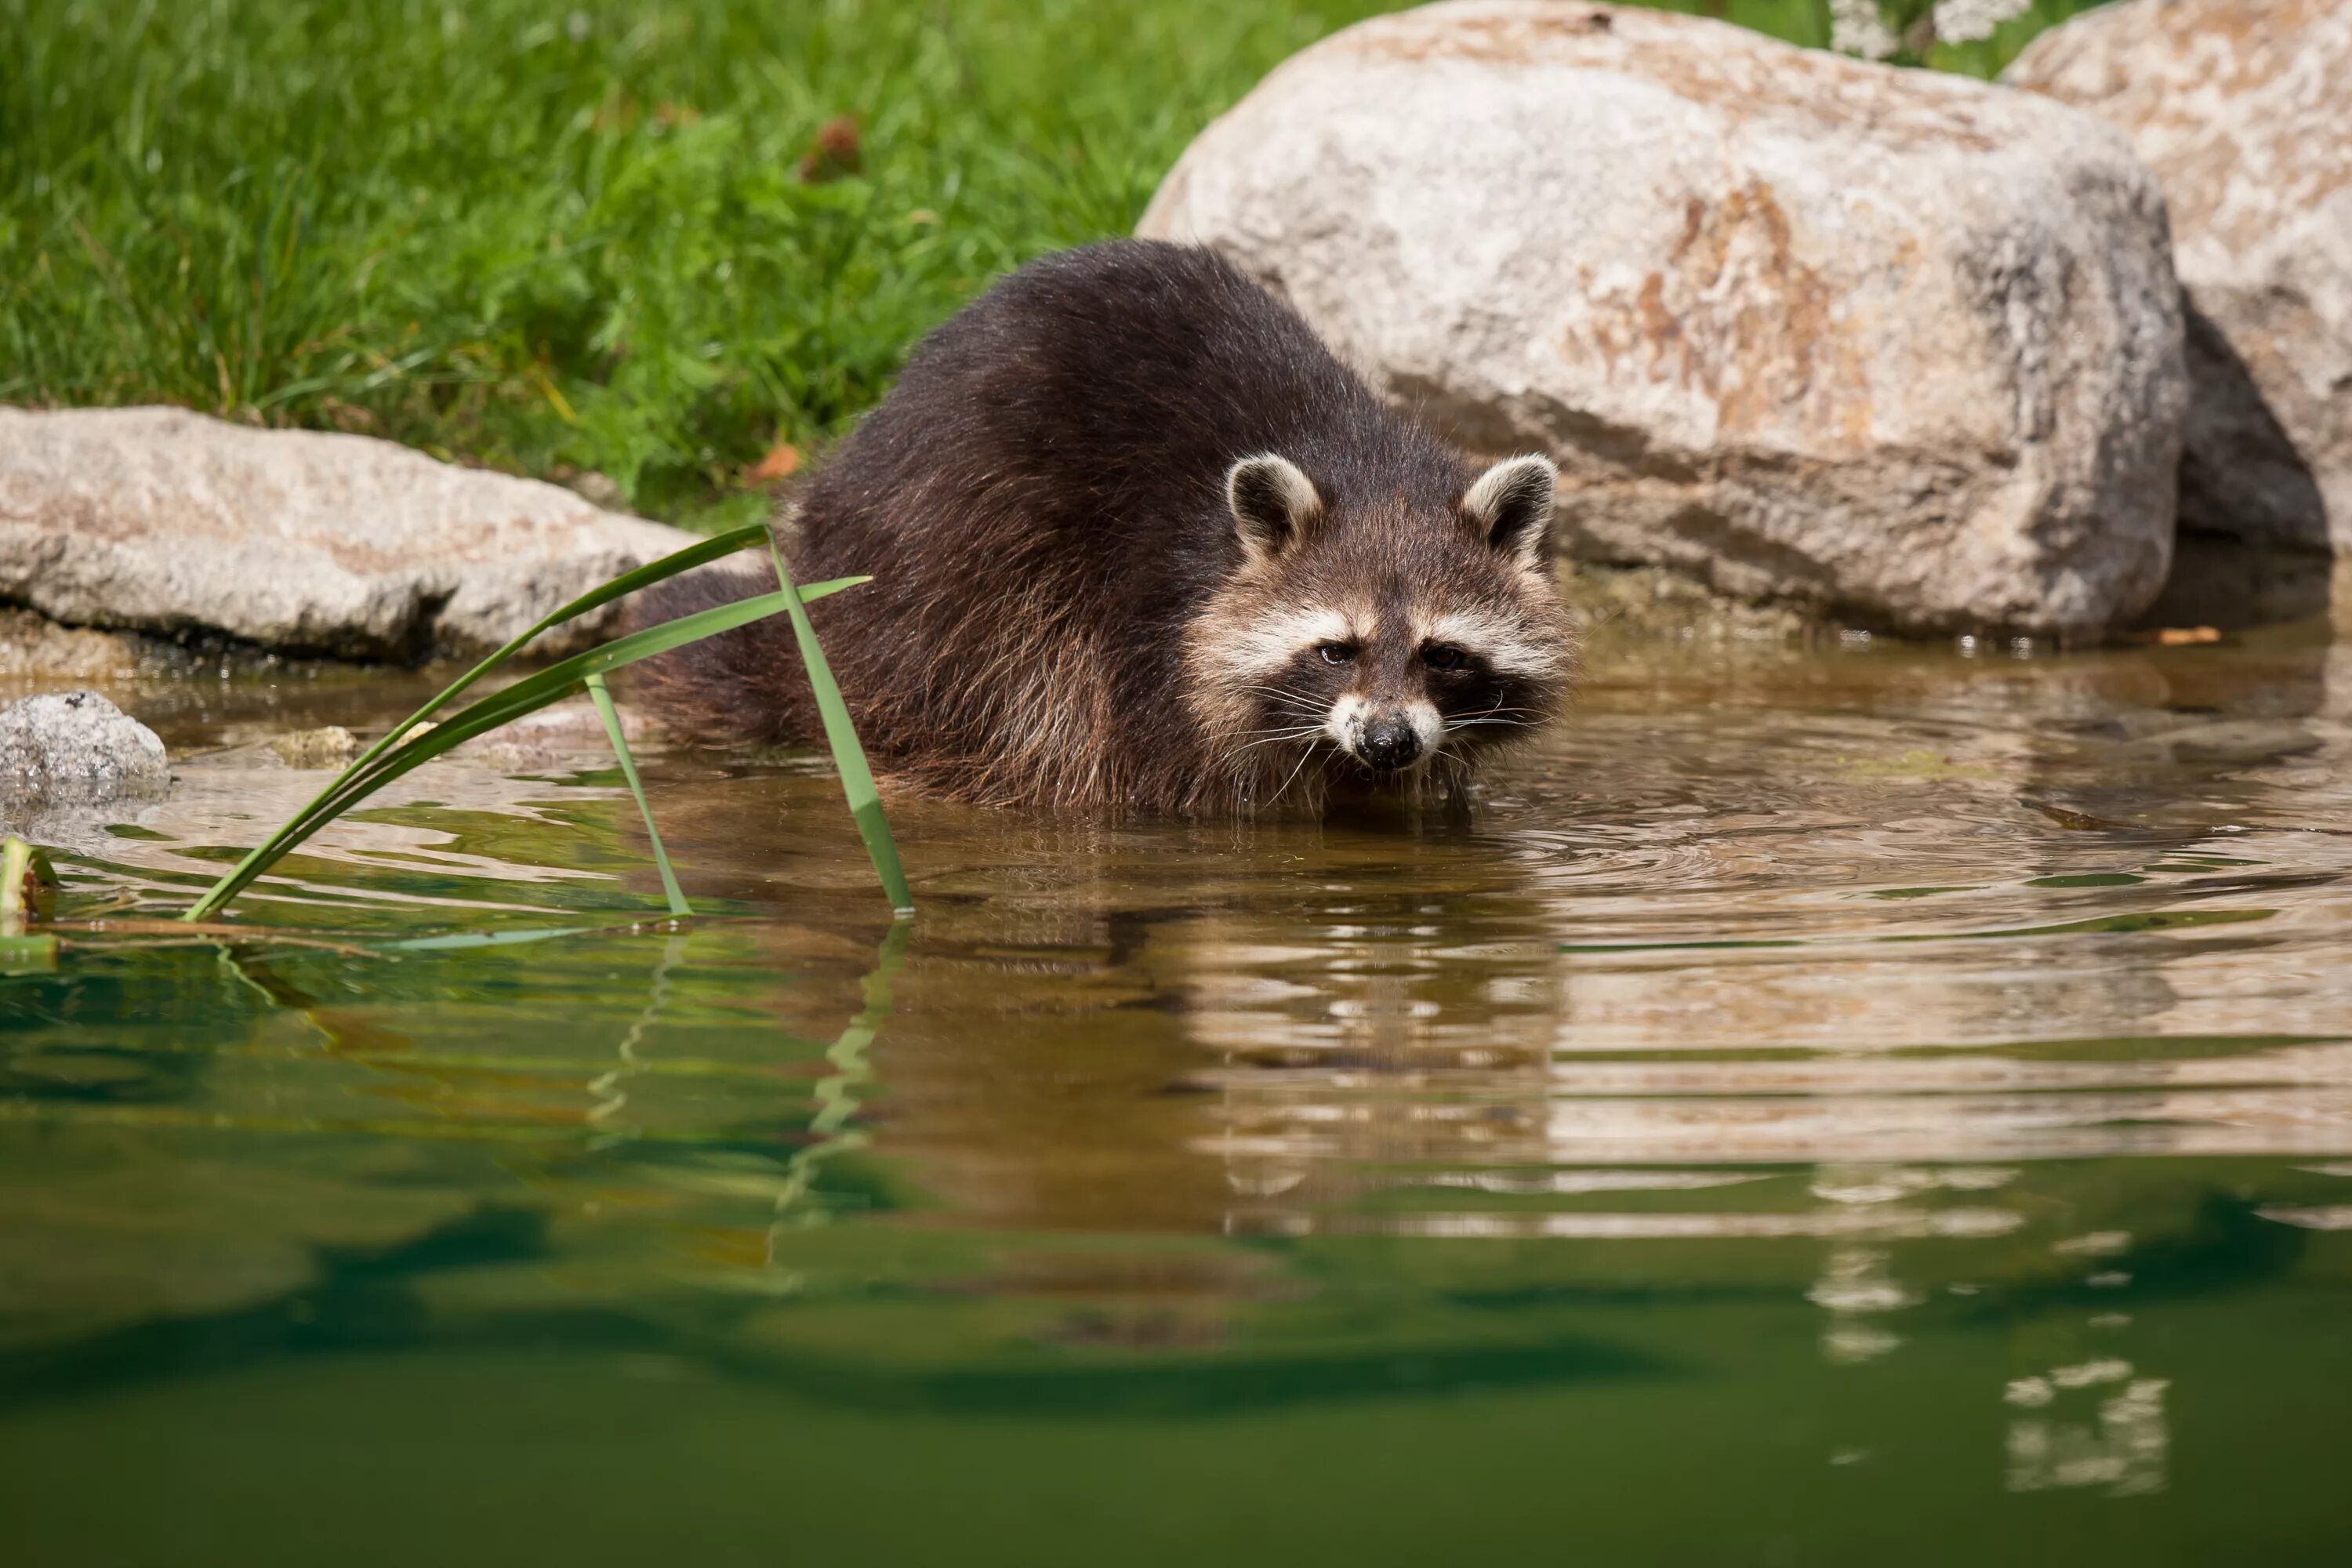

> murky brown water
[4,620,2350,1564]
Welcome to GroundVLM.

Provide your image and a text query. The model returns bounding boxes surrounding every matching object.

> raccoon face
[1188,452,1575,803]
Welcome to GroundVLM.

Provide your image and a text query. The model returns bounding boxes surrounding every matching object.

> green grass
[3,0,2109,532]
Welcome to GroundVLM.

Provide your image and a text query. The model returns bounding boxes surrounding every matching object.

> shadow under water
[4,623,2352,1565]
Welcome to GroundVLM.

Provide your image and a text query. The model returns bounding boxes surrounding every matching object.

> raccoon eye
[1422,644,1468,671]
[1317,642,1356,666]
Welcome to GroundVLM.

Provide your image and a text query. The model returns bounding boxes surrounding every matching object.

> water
[5,623,2351,1566]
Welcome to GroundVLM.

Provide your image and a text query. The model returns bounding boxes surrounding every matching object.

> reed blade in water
[1,837,61,970]
[181,524,896,921]
[2,837,59,935]
[183,522,771,920]
[770,538,914,916]
[583,670,688,919]
[185,581,868,917]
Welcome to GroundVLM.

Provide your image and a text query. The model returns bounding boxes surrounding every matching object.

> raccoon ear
[1462,454,1559,573]
[1225,455,1323,564]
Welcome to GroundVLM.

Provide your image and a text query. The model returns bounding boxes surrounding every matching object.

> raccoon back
[633,240,1468,808]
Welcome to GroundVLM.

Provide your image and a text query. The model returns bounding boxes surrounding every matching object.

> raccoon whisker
[1266,739,1326,806]
[1232,734,1324,754]
[1443,702,1541,732]
[1228,728,1327,761]
[1232,683,1329,709]
[1237,693,1329,721]
[1235,702,1328,726]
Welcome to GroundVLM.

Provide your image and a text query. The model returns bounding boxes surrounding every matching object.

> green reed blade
[392,521,778,736]
[191,588,828,914]
[184,580,868,919]
[181,521,777,923]
[584,670,688,917]
[769,538,913,917]
[3,836,59,937]
[183,574,867,920]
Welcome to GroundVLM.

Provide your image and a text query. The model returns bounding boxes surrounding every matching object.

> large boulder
[0,407,698,658]
[2006,0,2352,559]
[1139,1,2188,636]
[0,690,167,805]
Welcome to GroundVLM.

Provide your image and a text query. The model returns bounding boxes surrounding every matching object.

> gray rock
[2121,719,2322,768]
[0,690,168,804]
[1139,0,2187,636]
[268,725,358,770]
[0,407,699,658]
[2006,0,2350,561]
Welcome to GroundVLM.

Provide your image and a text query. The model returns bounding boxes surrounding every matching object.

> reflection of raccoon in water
[640,241,1576,813]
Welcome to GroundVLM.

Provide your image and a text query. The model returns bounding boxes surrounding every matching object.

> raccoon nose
[1359,715,1421,771]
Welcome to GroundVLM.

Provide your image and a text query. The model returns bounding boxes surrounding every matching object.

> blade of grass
[187,588,818,915]
[768,536,913,917]
[181,521,773,923]
[183,572,868,920]
[185,579,869,919]
[583,670,688,917]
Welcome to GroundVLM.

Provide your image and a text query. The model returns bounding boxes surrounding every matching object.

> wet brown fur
[634,241,1575,814]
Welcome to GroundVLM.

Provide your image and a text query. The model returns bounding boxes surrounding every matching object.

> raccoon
[637,240,1576,814]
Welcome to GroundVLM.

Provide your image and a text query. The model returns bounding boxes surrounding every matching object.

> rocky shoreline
[3,0,2347,782]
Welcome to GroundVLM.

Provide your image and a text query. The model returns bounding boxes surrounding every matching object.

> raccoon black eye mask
[637,238,1577,813]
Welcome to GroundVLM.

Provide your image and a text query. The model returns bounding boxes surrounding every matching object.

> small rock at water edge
[269,725,358,769]
[0,690,169,804]
[0,408,699,659]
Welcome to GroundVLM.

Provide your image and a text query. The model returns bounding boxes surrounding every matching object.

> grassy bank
[3,0,2105,530]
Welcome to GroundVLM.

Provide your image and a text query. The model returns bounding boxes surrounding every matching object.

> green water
[5,625,2351,1566]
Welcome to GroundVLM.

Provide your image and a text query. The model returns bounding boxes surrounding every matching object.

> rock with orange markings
[2007,0,2352,559]
[1140,0,2187,634]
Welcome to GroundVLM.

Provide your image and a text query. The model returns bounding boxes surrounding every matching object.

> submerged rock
[2007,0,2352,562]
[2120,719,2323,768]
[0,406,698,659]
[269,725,358,770]
[1139,0,2187,636]
[457,697,656,772]
[0,689,168,804]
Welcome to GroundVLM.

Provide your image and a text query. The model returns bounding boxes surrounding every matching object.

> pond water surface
[4,622,2350,1565]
